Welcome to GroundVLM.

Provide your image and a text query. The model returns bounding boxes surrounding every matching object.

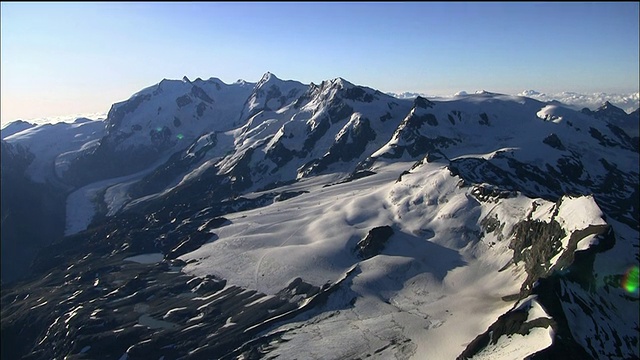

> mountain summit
[1,74,638,360]
[582,100,639,138]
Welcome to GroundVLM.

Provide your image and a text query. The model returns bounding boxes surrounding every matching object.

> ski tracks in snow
[254,221,307,289]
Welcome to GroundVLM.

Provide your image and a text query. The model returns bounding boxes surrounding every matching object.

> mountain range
[1,72,638,359]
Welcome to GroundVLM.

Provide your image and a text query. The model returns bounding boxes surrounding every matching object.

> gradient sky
[1,2,639,125]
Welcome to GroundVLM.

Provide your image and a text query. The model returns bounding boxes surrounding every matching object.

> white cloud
[519,90,542,97]
[1,112,107,128]
[388,90,640,114]
[388,92,426,99]
[517,91,639,114]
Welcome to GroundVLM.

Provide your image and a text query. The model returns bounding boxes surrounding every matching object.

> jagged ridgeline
[1,73,638,359]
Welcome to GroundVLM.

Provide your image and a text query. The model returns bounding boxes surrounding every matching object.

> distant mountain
[518,89,640,114]
[0,120,36,138]
[387,91,429,99]
[581,101,640,139]
[1,73,638,360]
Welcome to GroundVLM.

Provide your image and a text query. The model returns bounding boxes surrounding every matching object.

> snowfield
[178,158,607,359]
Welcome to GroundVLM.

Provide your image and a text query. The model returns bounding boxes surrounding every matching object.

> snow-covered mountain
[389,89,640,116]
[581,101,640,139]
[1,73,638,360]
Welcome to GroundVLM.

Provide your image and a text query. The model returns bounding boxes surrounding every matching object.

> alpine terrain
[1,72,638,359]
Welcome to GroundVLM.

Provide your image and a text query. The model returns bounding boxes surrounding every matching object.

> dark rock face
[449,151,639,230]
[424,113,438,126]
[508,202,612,296]
[471,183,517,202]
[509,219,566,292]
[589,127,621,148]
[274,190,308,202]
[379,111,393,122]
[265,85,283,107]
[327,99,354,123]
[190,85,214,104]
[355,226,394,260]
[461,223,619,360]
[301,117,377,176]
[165,231,212,260]
[337,170,377,185]
[542,133,566,150]
[247,80,300,115]
[266,142,296,168]
[606,123,636,151]
[293,89,313,109]
[175,94,193,108]
[0,140,33,173]
[527,227,636,360]
[593,159,639,229]
[149,126,173,150]
[383,108,458,159]
[457,307,555,360]
[478,112,490,126]
[128,133,217,199]
[384,135,458,160]
[227,148,256,193]
[343,86,375,103]
[413,96,434,109]
[448,157,557,200]
[554,155,584,181]
[303,117,331,154]
[196,101,207,117]
[106,93,151,133]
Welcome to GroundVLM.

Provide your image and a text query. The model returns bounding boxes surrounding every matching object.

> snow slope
[2,119,105,183]
[180,157,615,359]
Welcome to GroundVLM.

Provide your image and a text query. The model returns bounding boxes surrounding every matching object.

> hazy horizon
[2,76,639,129]
[2,2,638,126]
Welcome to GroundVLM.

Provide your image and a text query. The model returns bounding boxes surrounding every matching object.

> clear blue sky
[1,2,638,124]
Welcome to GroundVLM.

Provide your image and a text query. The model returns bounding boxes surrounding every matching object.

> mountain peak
[254,72,288,91]
[331,77,355,88]
[596,101,626,115]
[598,101,613,110]
[1,120,36,138]
[259,71,279,83]
[316,77,356,94]
[413,95,434,109]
